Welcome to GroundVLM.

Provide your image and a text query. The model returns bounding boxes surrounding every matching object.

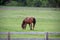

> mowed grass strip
[0,34,60,38]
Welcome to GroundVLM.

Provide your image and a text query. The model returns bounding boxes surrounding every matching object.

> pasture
[0,7,60,32]
[0,6,60,38]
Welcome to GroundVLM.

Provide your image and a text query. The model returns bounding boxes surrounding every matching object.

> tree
[48,0,60,7]
[55,0,60,7]
[0,0,10,5]
[16,0,27,6]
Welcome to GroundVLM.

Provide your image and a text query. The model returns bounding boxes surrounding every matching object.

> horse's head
[21,21,26,29]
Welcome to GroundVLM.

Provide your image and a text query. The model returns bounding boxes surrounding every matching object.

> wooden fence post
[45,32,48,40]
[8,32,10,40]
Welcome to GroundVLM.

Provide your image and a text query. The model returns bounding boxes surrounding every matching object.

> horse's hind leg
[33,24,35,30]
[33,22,35,30]
[29,24,32,30]
[33,17,36,30]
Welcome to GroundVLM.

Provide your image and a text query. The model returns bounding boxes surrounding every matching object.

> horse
[21,17,36,30]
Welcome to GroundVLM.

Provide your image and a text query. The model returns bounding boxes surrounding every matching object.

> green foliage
[6,1,18,6]
[0,0,60,7]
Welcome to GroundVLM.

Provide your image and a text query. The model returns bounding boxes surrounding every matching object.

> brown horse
[21,17,36,30]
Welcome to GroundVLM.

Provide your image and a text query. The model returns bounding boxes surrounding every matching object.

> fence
[0,32,60,40]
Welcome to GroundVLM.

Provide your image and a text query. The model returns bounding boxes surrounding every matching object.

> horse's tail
[33,17,36,26]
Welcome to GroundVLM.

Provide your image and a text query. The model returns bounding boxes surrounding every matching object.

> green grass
[0,7,60,38]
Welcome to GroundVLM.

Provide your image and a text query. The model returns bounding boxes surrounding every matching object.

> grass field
[0,6,60,38]
[0,7,60,32]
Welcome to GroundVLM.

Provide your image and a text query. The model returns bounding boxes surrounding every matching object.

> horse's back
[24,17,34,24]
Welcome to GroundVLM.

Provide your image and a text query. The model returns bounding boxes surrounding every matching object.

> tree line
[0,0,60,7]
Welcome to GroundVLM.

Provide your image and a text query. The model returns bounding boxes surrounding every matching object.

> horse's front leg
[29,24,32,30]
[24,24,27,29]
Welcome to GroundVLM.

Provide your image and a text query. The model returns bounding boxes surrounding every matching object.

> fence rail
[0,32,60,40]
[0,32,60,34]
